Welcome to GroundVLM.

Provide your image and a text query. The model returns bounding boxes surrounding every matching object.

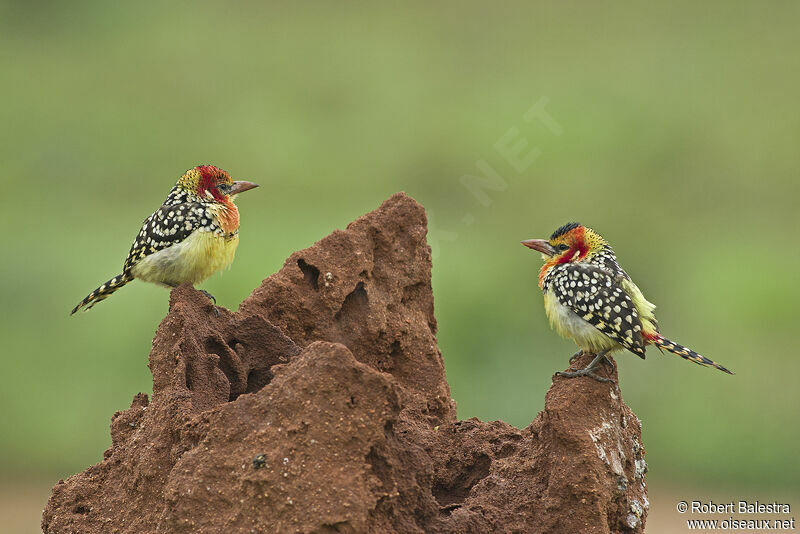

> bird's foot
[601,355,615,371]
[556,368,615,383]
[569,350,584,364]
[199,289,220,317]
[557,350,615,383]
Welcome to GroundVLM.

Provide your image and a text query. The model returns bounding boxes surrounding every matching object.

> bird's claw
[569,350,584,364]
[556,369,615,383]
[199,289,217,304]
[199,289,220,316]
[558,350,615,383]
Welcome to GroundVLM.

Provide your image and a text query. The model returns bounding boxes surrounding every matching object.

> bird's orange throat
[216,200,240,234]
[537,227,589,288]
[538,263,553,289]
[537,259,577,288]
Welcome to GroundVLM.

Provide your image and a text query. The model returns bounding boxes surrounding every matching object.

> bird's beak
[229,181,259,195]
[521,239,556,256]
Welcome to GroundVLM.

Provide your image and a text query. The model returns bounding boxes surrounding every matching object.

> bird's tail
[71,273,133,315]
[650,334,733,375]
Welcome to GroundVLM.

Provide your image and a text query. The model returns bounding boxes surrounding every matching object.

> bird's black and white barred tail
[71,273,134,315]
[652,335,733,375]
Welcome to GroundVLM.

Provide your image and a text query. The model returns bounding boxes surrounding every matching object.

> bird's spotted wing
[551,263,647,357]
[122,203,208,273]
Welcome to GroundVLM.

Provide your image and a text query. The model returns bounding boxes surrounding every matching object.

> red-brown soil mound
[43,193,647,533]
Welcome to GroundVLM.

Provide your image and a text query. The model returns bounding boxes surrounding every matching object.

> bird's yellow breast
[132,230,239,287]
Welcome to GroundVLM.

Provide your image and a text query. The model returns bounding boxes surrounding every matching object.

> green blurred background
[2,1,799,531]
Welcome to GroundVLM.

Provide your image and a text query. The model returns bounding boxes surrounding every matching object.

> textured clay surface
[44,193,647,533]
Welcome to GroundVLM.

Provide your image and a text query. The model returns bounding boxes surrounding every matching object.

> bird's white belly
[543,287,619,353]
[132,230,239,287]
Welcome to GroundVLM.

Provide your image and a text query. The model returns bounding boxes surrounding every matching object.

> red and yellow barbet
[523,222,733,382]
[71,165,258,314]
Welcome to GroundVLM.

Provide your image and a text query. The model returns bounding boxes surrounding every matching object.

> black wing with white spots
[547,263,647,358]
[122,202,212,273]
[588,245,630,280]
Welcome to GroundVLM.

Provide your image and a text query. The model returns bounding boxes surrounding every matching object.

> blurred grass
[1,0,799,498]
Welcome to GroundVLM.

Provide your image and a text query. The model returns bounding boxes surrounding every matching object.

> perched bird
[71,165,258,314]
[522,222,733,382]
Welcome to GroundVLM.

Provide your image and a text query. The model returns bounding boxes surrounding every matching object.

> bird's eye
[217,183,232,194]
[557,244,570,251]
